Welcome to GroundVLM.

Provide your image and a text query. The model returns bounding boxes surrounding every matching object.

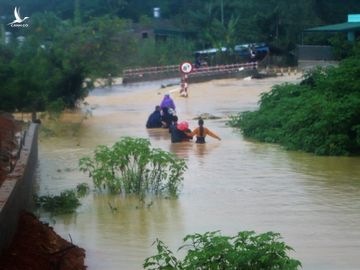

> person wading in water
[187,118,221,143]
[169,116,192,143]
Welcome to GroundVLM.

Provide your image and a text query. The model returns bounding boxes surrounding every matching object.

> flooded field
[36,75,360,270]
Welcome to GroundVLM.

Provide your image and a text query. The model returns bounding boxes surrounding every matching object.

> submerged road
[36,76,360,270]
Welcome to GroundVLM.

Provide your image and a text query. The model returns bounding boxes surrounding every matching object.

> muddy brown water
[36,76,360,270]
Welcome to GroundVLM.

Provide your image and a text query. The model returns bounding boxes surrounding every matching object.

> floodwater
[36,76,360,270]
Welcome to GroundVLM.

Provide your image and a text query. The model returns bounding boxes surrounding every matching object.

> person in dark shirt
[169,116,192,143]
[161,107,173,128]
[146,105,162,128]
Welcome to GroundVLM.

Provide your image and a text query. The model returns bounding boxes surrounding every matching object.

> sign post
[179,62,193,97]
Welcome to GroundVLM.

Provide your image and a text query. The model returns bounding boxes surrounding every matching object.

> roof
[305,22,360,32]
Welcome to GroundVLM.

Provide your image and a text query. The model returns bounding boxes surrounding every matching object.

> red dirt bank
[0,212,86,270]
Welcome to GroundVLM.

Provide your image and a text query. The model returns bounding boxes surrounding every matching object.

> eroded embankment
[0,114,20,185]
[0,211,86,270]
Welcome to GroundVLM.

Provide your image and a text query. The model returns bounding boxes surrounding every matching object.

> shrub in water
[79,137,187,200]
[34,183,90,215]
[76,182,90,197]
[144,231,301,270]
[35,190,80,215]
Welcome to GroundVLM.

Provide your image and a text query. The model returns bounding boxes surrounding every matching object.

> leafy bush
[144,231,301,270]
[0,13,194,113]
[34,183,89,215]
[132,38,195,67]
[79,137,187,201]
[76,182,91,197]
[229,58,360,156]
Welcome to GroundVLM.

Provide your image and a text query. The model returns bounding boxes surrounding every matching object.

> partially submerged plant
[35,190,80,215]
[76,182,90,197]
[34,183,90,215]
[79,137,187,201]
[144,231,302,270]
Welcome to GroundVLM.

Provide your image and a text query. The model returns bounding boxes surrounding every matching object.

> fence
[123,65,179,77]
[192,62,257,74]
[122,62,258,84]
[123,65,179,83]
[190,62,258,83]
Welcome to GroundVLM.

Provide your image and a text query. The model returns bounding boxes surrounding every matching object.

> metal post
[180,74,189,97]
[220,0,224,25]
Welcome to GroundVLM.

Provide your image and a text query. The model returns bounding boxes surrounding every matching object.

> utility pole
[74,0,81,26]
[220,0,224,25]
[0,23,4,45]
[0,15,5,45]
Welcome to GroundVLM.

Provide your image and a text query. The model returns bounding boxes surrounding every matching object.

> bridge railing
[122,62,258,82]
[123,65,179,77]
[191,62,257,75]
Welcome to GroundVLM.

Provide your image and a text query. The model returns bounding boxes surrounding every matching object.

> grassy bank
[229,57,360,156]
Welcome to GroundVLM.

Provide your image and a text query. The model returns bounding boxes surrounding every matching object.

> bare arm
[186,127,199,137]
[205,128,221,140]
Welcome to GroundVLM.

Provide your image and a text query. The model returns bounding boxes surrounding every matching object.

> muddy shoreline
[0,212,86,270]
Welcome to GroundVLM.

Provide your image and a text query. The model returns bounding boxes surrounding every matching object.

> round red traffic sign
[179,62,193,74]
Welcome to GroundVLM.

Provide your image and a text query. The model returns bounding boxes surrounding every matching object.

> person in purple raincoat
[160,94,176,111]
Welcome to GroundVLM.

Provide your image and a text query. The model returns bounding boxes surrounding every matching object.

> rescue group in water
[146,93,221,144]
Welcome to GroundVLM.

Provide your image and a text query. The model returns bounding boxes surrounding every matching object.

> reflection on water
[91,78,180,97]
[54,195,184,270]
[36,77,360,270]
[169,142,194,160]
[146,128,169,141]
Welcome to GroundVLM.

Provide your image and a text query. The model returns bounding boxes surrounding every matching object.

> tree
[0,13,137,112]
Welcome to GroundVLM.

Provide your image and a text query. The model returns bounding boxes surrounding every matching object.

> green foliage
[133,38,195,67]
[0,12,195,112]
[71,15,135,77]
[79,137,187,201]
[46,98,66,119]
[76,182,91,197]
[2,1,360,112]
[34,183,88,215]
[34,190,80,215]
[329,35,354,60]
[34,183,89,215]
[0,13,136,112]
[0,14,88,112]
[144,231,301,270]
[2,0,360,51]
[229,56,360,155]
